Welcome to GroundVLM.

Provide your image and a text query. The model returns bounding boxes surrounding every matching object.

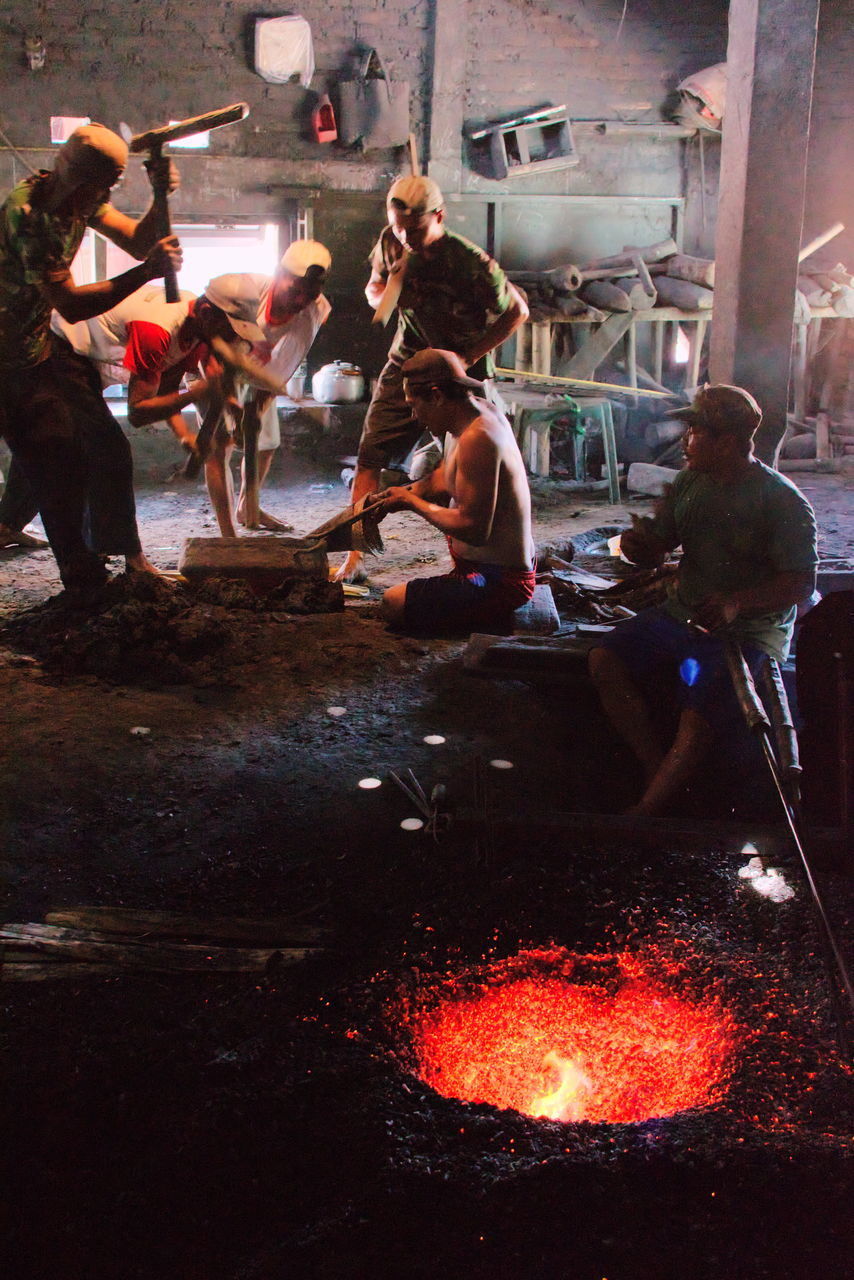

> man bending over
[375,349,535,634]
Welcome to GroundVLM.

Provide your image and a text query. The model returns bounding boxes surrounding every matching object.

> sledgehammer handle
[149,141,179,303]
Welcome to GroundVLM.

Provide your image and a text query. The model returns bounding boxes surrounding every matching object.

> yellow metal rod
[495,367,676,400]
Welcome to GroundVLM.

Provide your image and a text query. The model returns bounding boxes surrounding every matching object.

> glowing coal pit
[411,952,738,1125]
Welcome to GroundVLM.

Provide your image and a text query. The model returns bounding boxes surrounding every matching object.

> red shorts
[403,548,536,635]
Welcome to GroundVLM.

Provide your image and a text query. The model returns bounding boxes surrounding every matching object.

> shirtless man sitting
[374,348,536,633]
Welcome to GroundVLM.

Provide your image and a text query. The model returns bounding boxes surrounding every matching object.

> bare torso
[444,398,534,570]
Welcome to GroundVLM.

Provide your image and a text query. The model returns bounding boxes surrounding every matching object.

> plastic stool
[572,396,620,504]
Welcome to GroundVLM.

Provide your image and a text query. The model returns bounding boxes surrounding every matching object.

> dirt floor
[2,447,852,1279]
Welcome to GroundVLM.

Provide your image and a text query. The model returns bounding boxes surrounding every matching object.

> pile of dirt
[0,570,344,686]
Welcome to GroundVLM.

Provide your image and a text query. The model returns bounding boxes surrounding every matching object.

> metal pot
[311,360,365,404]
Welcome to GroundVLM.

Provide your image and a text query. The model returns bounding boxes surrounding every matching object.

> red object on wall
[312,95,337,144]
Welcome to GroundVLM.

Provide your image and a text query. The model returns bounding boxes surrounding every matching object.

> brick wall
[0,0,429,173]
[0,0,850,375]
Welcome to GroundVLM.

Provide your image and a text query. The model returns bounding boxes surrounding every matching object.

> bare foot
[125,552,169,578]
[332,552,368,584]
[0,523,48,550]
[238,507,294,533]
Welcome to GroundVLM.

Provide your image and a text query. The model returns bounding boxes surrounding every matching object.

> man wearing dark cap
[0,122,182,594]
[588,384,818,817]
[372,348,535,633]
[336,174,528,582]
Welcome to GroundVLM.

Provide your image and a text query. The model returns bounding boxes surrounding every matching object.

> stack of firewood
[508,238,717,321]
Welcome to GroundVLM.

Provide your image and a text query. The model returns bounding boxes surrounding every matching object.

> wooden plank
[3,963,123,983]
[45,908,326,946]
[709,0,820,460]
[564,312,633,381]
[530,321,553,375]
[0,924,317,972]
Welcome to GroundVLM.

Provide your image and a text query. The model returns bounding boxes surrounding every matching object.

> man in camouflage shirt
[335,175,528,582]
[0,123,181,595]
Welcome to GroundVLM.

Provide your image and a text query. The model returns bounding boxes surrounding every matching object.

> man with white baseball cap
[200,241,331,535]
[335,174,527,582]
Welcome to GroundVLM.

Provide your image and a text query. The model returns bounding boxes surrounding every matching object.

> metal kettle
[311,360,365,404]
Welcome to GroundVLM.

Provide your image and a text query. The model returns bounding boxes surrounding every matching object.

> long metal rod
[759,733,854,1022]
[495,367,675,399]
[725,643,854,1056]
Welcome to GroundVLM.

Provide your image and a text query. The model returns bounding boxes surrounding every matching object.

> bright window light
[674,326,690,364]
[51,115,90,144]
[168,125,210,150]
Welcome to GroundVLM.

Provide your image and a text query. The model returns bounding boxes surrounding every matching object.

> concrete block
[626,462,679,496]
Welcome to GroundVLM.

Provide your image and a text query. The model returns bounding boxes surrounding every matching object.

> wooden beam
[709,0,820,462]
[427,0,467,193]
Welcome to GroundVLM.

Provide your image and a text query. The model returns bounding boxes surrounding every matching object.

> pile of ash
[1,570,343,685]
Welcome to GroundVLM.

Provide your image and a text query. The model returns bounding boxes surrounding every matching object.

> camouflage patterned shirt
[0,172,107,373]
[371,227,512,379]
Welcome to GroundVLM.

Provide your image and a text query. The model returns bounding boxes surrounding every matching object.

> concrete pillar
[427,0,467,193]
[708,0,820,462]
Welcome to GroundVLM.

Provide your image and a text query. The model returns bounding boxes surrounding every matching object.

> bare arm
[44,236,182,324]
[365,257,404,310]
[462,282,529,368]
[695,570,816,631]
[380,429,499,544]
[127,364,221,429]
[90,157,180,258]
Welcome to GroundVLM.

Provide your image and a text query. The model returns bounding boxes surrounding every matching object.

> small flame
[530,1050,593,1122]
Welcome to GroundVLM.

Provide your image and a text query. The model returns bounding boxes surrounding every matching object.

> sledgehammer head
[128,103,249,153]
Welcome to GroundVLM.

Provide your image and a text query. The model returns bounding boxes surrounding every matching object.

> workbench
[515,306,712,395]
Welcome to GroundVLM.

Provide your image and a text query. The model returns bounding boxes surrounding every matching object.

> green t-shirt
[642,460,817,661]
[371,227,512,378]
[0,173,105,373]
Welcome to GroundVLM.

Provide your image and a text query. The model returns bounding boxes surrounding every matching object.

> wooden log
[2,962,124,983]
[578,282,633,312]
[508,265,582,294]
[554,294,594,317]
[663,254,716,288]
[579,238,677,274]
[627,282,653,310]
[0,923,318,972]
[579,263,670,283]
[655,277,715,310]
[45,907,327,946]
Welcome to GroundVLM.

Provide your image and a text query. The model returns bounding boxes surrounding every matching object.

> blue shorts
[595,606,767,736]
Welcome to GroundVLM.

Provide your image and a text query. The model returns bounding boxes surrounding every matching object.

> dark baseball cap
[665,384,762,436]
[402,348,484,392]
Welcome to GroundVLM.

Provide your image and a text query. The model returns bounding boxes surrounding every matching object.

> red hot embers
[410,948,739,1124]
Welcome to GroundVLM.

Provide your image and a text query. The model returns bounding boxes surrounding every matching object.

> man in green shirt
[0,122,181,595]
[335,174,528,582]
[589,384,818,817]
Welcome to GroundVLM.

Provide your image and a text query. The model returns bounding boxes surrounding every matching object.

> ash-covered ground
[2,449,852,1279]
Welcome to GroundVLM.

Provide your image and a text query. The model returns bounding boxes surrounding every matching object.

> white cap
[203,274,266,342]
[279,239,331,277]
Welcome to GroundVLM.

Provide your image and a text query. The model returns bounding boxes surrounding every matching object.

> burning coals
[407,947,739,1124]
